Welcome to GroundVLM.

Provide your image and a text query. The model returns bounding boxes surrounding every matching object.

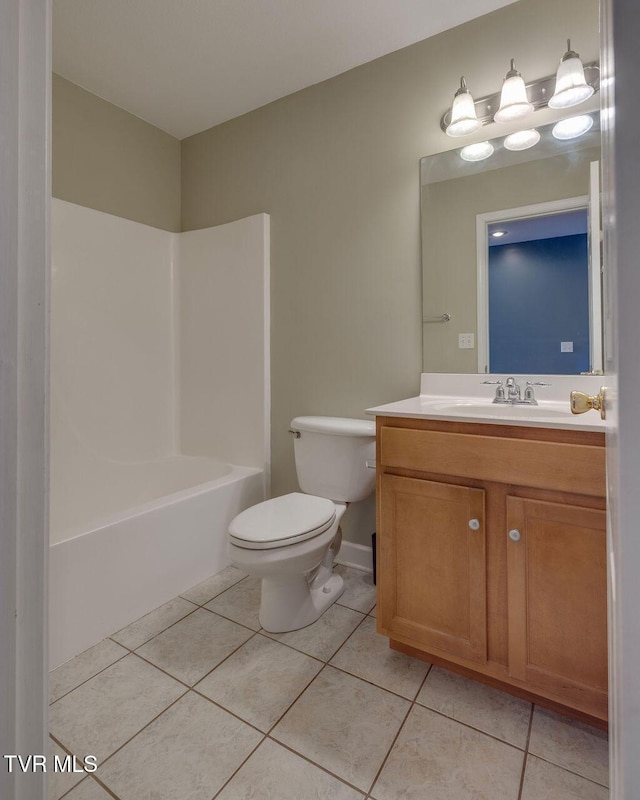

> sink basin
[432,402,572,419]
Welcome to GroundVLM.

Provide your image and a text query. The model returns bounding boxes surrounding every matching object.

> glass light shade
[552,114,594,140]
[460,141,494,162]
[494,76,534,122]
[445,78,482,137]
[503,128,541,151]
[549,43,595,109]
[494,60,534,123]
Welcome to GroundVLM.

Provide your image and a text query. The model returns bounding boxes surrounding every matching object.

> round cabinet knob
[468,518,480,530]
[508,529,521,542]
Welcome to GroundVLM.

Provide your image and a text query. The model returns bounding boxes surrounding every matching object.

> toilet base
[259,571,345,633]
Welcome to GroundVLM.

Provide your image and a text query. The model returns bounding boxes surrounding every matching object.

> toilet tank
[290,416,376,503]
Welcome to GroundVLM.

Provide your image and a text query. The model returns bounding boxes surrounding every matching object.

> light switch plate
[459,333,475,349]
[561,341,574,352]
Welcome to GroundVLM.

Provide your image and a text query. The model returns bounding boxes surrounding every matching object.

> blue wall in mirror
[489,233,590,374]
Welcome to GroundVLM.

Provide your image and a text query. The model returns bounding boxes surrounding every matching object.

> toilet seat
[228,492,336,550]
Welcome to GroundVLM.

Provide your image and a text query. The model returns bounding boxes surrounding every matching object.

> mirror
[420,114,602,375]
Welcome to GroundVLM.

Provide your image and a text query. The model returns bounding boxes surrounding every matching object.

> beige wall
[53,74,181,232]
[180,0,599,540]
[422,146,600,373]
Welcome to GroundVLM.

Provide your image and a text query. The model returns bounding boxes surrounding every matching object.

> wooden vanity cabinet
[380,475,487,664]
[376,416,608,726]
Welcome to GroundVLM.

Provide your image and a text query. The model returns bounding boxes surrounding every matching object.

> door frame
[0,1,50,799]
[602,0,640,796]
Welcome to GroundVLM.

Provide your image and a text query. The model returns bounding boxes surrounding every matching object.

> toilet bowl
[227,416,375,632]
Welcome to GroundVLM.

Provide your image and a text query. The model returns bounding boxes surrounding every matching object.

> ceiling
[488,210,589,247]
[53,0,518,140]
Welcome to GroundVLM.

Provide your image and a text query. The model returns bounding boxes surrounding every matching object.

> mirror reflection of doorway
[476,167,602,376]
[488,209,589,374]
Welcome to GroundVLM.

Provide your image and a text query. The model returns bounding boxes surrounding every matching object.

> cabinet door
[379,475,487,663]
[506,496,607,716]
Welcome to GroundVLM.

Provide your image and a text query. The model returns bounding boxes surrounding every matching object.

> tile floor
[49,565,609,800]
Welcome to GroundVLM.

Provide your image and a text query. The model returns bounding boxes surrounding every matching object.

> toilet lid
[228,492,336,550]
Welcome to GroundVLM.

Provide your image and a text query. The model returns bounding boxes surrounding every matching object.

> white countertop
[366,374,607,433]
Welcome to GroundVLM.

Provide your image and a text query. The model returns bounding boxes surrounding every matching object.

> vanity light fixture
[445,77,482,137]
[552,114,594,140]
[548,40,595,109]
[494,60,534,123]
[440,44,598,136]
[491,230,508,238]
[503,128,541,151]
[460,141,494,162]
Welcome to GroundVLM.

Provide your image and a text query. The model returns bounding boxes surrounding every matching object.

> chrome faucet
[505,377,521,402]
[483,377,550,405]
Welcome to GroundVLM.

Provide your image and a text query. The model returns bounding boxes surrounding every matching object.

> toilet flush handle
[288,429,301,438]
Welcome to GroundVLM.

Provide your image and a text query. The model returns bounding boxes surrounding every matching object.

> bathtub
[49,456,264,669]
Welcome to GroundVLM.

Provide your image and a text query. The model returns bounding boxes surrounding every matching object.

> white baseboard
[336,540,373,574]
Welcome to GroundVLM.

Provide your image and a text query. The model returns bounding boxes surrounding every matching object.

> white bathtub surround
[50,201,270,667]
[179,219,270,484]
[51,200,175,475]
[367,372,607,432]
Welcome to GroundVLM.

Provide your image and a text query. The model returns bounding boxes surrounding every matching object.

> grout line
[365,693,414,797]
[362,652,433,797]
[189,687,267,737]
[525,704,609,789]
[90,689,188,778]
[49,732,73,753]
[335,600,377,615]
[109,602,200,651]
[326,661,425,705]
[51,574,252,705]
[179,573,250,609]
[414,699,531,752]
[187,630,262,688]
[326,607,373,658]
[91,774,123,799]
[517,702,536,800]
[131,625,259,692]
[524,750,610,790]
[198,603,262,634]
[210,735,267,800]
[415,661,433,697]
[55,777,88,800]
[265,662,331,735]
[263,730,368,797]
[49,649,130,707]
[253,630,325,666]
[130,650,202,691]
[263,663,327,737]
[48,736,90,800]
[259,613,367,663]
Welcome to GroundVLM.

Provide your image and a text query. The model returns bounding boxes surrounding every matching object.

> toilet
[227,416,376,632]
